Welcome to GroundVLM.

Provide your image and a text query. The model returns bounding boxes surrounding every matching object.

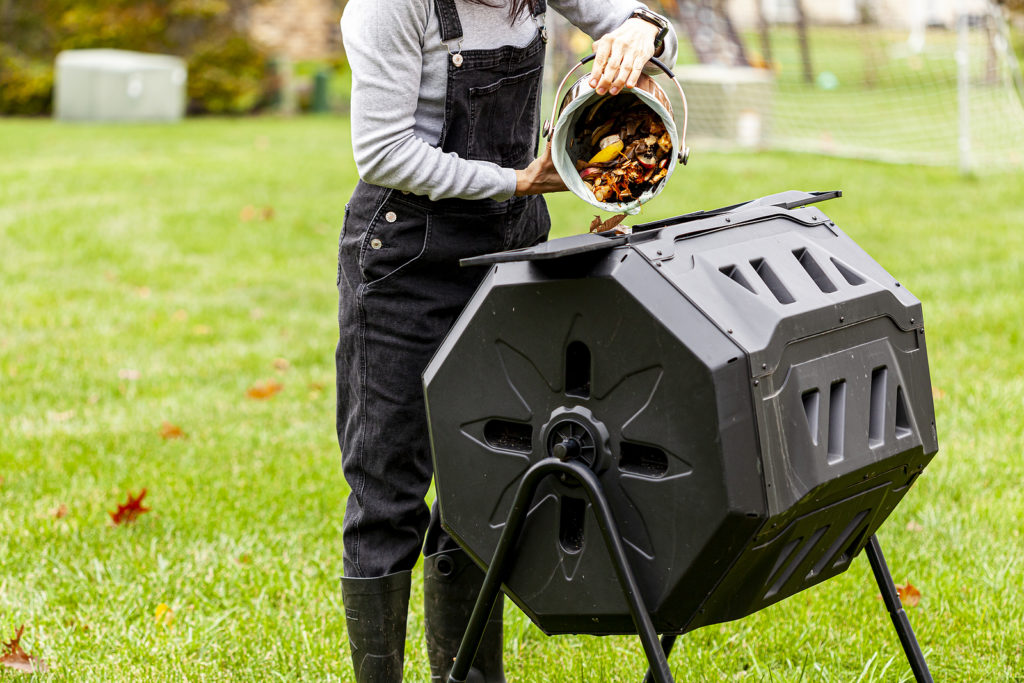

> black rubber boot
[424,549,506,683]
[341,571,412,683]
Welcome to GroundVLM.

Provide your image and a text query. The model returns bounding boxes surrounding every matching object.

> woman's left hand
[589,18,661,96]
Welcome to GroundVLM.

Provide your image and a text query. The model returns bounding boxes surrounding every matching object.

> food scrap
[572,95,672,205]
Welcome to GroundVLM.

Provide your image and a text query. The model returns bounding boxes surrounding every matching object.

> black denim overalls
[337,0,551,579]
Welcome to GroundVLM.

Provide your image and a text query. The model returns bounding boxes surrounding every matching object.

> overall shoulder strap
[433,0,463,43]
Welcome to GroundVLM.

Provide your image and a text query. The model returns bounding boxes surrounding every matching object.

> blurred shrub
[187,36,267,113]
[0,0,271,115]
[0,48,54,115]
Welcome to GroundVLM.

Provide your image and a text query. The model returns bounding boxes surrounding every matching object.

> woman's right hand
[514,140,568,196]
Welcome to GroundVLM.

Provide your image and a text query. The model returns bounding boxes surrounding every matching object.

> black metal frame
[445,457,934,683]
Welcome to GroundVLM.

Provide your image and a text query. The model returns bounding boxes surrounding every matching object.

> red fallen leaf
[247,380,283,400]
[159,422,185,440]
[590,213,628,234]
[897,582,922,607]
[109,489,151,525]
[1,625,49,673]
[49,504,69,519]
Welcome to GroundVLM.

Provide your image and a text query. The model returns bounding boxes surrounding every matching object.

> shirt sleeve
[550,0,680,69]
[340,0,518,202]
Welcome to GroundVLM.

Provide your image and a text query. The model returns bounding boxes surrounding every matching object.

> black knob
[553,437,581,461]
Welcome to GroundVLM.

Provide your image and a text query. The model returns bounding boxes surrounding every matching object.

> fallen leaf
[154,603,175,628]
[590,213,628,234]
[272,358,290,372]
[109,489,151,525]
[931,387,946,400]
[235,553,253,565]
[118,368,141,381]
[896,582,921,607]
[1,626,49,674]
[159,422,185,440]
[261,206,275,221]
[589,215,603,232]
[247,380,283,400]
[906,520,924,532]
[240,205,258,222]
[49,504,68,519]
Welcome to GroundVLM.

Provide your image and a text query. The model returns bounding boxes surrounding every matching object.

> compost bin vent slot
[831,257,867,286]
[869,367,888,448]
[807,510,869,580]
[802,389,820,446]
[719,265,757,295]
[764,525,829,599]
[559,496,586,554]
[565,340,591,399]
[483,420,533,453]
[828,381,846,465]
[750,258,796,304]
[793,248,837,293]
[619,442,669,478]
[895,386,913,439]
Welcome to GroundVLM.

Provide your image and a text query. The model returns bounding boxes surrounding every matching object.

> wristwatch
[629,7,669,56]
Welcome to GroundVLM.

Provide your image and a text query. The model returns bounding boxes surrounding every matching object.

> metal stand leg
[642,635,677,683]
[864,535,934,683]
[447,458,674,683]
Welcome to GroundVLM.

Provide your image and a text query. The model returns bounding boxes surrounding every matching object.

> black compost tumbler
[424,191,938,682]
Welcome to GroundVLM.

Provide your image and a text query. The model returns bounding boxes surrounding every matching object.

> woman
[337,1,677,680]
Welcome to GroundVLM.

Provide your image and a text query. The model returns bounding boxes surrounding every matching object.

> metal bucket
[544,56,690,215]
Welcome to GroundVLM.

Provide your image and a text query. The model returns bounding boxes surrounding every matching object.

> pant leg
[337,186,549,578]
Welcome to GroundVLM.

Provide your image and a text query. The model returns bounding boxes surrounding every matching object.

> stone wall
[248,0,343,60]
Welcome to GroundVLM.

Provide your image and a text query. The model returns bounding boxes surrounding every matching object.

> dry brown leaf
[49,504,68,519]
[591,213,628,234]
[247,380,283,400]
[897,582,921,607]
[272,358,290,372]
[109,489,151,525]
[1,626,49,674]
[235,553,253,565]
[589,215,603,232]
[159,422,185,440]
[931,387,946,400]
[906,520,924,532]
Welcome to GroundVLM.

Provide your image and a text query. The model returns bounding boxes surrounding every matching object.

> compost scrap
[573,95,672,204]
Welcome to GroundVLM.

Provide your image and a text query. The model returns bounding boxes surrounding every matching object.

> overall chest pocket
[467,65,542,168]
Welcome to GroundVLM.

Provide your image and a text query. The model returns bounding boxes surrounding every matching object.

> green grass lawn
[1,116,1023,681]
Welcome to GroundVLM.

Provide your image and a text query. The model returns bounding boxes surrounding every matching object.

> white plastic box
[54,49,187,122]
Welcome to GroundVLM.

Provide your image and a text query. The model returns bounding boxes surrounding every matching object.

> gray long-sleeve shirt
[340,0,678,202]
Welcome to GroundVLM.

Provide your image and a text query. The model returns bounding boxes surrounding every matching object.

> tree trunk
[757,0,773,66]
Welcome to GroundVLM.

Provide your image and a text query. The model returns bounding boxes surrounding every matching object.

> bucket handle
[542,54,689,165]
